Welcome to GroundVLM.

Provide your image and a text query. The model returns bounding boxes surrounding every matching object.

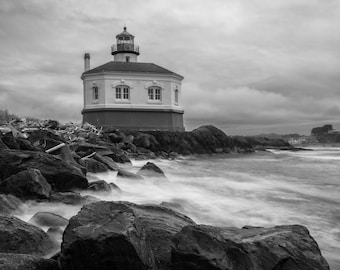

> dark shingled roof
[82,61,183,79]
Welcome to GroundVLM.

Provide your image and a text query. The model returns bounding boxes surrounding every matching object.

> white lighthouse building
[81,27,184,131]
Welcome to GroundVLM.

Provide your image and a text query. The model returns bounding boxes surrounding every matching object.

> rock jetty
[0,119,329,269]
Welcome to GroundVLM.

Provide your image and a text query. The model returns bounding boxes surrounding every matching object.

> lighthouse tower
[111,27,139,63]
[81,27,185,131]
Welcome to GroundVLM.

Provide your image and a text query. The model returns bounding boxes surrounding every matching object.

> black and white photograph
[0,0,339,269]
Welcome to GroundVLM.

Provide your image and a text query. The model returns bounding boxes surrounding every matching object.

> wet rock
[1,133,37,151]
[49,191,99,205]
[0,215,57,256]
[101,150,131,163]
[88,180,116,193]
[0,194,23,215]
[94,153,119,171]
[47,226,64,243]
[117,169,144,180]
[0,169,52,200]
[172,224,330,270]
[160,201,185,213]
[29,212,68,227]
[60,201,195,270]
[0,253,59,270]
[82,157,108,173]
[0,149,88,192]
[137,162,166,179]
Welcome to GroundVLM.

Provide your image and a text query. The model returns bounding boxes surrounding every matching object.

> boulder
[93,153,119,171]
[60,201,195,270]
[0,253,59,270]
[82,157,108,173]
[1,133,37,151]
[0,149,88,191]
[0,137,9,150]
[0,169,52,200]
[172,224,330,270]
[29,212,69,227]
[0,194,23,215]
[0,215,57,256]
[117,169,144,180]
[137,162,166,179]
[49,191,99,205]
[88,180,119,193]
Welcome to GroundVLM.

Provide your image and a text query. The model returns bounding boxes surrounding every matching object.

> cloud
[0,0,339,134]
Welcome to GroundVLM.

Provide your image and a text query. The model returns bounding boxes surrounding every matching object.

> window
[126,56,130,62]
[175,89,179,104]
[148,86,161,101]
[92,86,99,100]
[116,85,129,100]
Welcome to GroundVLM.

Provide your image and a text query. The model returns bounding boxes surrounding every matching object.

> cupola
[111,27,140,62]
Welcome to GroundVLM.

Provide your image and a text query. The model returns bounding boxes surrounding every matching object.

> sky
[0,0,339,135]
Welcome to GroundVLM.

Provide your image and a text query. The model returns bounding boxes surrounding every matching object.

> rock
[137,162,166,179]
[1,133,37,151]
[50,191,99,205]
[117,168,144,180]
[0,215,57,256]
[160,201,185,213]
[0,194,23,215]
[0,169,52,200]
[60,201,195,270]
[101,150,131,163]
[0,149,88,192]
[94,153,119,171]
[72,142,109,153]
[172,224,330,270]
[0,137,9,150]
[29,212,68,227]
[82,157,108,173]
[88,180,116,193]
[191,125,233,153]
[26,129,65,151]
[0,253,59,270]
[47,226,64,243]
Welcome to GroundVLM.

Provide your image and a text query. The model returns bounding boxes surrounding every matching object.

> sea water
[18,147,340,269]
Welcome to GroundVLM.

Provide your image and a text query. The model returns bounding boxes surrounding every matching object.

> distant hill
[310,124,340,143]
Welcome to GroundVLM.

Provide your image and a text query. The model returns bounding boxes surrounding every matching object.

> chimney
[84,53,90,72]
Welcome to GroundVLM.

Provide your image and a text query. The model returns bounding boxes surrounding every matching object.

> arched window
[116,85,130,100]
[148,86,161,101]
[174,89,179,104]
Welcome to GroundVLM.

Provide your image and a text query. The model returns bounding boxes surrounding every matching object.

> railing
[111,44,140,55]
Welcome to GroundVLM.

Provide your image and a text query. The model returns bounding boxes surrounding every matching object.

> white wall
[83,72,183,111]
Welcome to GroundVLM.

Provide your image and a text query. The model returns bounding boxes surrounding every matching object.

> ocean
[18,147,340,269]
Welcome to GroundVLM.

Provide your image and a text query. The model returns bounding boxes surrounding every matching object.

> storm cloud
[0,0,339,134]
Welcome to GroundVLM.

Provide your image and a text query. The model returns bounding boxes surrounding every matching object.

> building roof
[116,27,134,38]
[82,61,184,79]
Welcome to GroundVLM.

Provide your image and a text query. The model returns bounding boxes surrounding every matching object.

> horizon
[0,0,339,135]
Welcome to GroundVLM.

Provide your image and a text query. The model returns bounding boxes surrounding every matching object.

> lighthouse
[81,27,185,131]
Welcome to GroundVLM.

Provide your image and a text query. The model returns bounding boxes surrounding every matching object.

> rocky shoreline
[0,121,329,269]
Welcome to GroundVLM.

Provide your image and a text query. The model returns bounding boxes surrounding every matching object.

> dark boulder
[0,215,57,256]
[93,153,119,171]
[60,201,195,270]
[0,253,59,270]
[29,212,68,227]
[1,133,37,151]
[0,169,52,200]
[81,157,108,173]
[49,191,99,205]
[0,194,23,215]
[172,224,330,270]
[88,180,119,193]
[0,149,88,191]
[117,169,144,180]
[137,162,166,179]
[191,125,233,153]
